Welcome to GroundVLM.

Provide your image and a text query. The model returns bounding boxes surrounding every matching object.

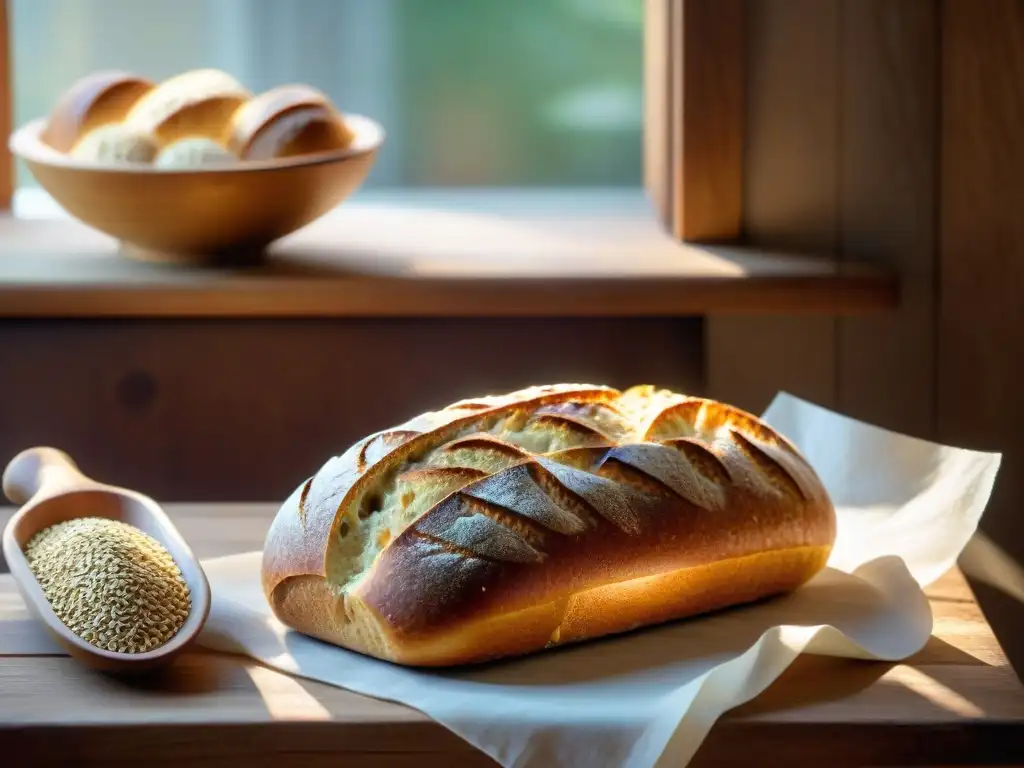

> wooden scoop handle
[3,447,93,506]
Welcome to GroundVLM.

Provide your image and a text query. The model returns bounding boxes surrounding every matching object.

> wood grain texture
[0,317,704,502]
[837,0,938,439]
[0,190,897,319]
[0,504,1021,767]
[672,0,744,241]
[706,0,842,414]
[709,0,939,438]
[938,0,1024,678]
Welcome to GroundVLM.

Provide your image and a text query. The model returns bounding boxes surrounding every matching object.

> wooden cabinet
[0,317,704,501]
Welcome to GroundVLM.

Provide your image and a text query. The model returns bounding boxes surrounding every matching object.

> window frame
[0,0,744,237]
[644,0,744,243]
[0,1,898,321]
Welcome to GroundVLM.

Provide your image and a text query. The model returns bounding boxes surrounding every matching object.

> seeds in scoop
[23,517,191,654]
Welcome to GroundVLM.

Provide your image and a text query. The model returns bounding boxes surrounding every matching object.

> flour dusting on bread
[262,384,836,667]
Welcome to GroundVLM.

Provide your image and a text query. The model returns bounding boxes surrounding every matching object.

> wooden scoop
[1,447,211,673]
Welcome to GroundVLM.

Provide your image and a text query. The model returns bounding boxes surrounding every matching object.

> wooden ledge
[0,189,898,318]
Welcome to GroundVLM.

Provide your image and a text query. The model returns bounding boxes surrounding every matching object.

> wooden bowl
[9,114,384,264]
[1,447,211,674]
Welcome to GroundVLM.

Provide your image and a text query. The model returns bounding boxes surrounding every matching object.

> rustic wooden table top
[1,503,1023,767]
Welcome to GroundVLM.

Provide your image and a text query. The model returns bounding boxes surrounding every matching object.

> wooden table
[2,504,1023,767]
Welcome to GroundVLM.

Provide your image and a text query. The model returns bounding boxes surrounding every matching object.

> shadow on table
[730,636,986,719]
[92,652,231,695]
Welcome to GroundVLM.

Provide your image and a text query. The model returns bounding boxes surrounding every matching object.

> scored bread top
[262,384,835,664]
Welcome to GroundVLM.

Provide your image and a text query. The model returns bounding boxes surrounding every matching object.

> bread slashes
[261,384,836,667]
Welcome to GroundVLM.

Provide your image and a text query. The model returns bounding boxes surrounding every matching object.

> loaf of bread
[261,384,836,667]
[42,69,355,168]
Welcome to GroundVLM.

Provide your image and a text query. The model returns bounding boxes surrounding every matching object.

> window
[0,1,896,337]
[10,0,644,193]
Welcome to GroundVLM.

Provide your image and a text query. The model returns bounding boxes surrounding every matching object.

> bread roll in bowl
[261,384,836,667]
[228,84,354,161]
[124,68,250,145]
[154,137,236,169]
[42,70,154,153]
[69,123,159,165]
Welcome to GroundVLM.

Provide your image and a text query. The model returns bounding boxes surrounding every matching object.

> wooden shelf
[0,189,898,318]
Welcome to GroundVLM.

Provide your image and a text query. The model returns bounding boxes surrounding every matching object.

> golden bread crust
[228,84,354,160]
[42,69,354,165]
[261,384,836,666]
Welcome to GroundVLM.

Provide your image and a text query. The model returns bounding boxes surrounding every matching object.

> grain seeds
[24,517,191,653]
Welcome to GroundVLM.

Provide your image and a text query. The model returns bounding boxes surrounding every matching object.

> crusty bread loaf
[261,384,836,667]
[42,69,355,169]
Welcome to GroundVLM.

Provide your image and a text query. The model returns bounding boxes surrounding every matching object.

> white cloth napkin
[197,393,1002,768]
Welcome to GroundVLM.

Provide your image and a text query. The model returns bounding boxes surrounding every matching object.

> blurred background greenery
[11,0,643,191]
